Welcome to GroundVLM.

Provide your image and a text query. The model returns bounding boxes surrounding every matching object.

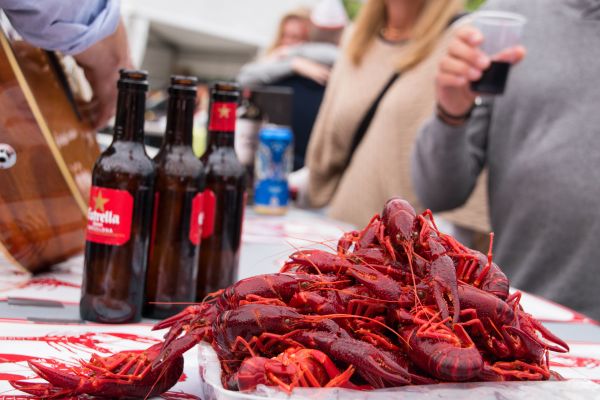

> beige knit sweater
[306,34,490,232]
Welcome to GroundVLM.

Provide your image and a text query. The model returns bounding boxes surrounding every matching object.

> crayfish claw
[10,379,72,399]
[504,325,568,361]
[425,256,461,324]
[152,332,203,370]
[27,360,80,391]
[153,303,215,332]
[16,345,184,399]
[527,316,570,353]
[9,361,82,399]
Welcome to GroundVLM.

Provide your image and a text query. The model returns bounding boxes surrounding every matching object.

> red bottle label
[189,193,205,245]
[86,186,133,245]
[208,102,236,131]
[202,189,216,239]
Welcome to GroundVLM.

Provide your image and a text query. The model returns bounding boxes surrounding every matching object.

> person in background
[264,7,311,59]
[304,0,488,234]
[237,0,349,171]
[411,0,600,321]
[1,0,132,129]
[237,0,347,87]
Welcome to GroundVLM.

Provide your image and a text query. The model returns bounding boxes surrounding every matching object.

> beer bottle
[143,76,206,319]
[80,70,155,323]
[196,82,246,300]
[235,88,263,203]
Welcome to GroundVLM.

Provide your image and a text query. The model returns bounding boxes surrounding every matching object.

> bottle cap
[210,81,240,102]
[118,69,148,91]
[170,75,198,96]
[211,81,240,94]
[171,75,198,87]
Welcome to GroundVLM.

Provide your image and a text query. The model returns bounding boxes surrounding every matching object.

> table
[0,208,599,399]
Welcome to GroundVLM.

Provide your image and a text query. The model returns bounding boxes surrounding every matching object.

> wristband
[436,102,475,126]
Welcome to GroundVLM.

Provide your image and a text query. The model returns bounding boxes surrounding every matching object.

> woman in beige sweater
[306,0,488,234]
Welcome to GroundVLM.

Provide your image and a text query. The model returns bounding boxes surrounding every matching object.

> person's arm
[411,22,525,212]
[237,43,338,86]
[1,0,119,55]
[287,43,339,66]
[411,101,491,211]
[237,58,295,86]
[73,20,132,129]
[237,57,331,87]
[2,0,131,129]
[288,43,338,85]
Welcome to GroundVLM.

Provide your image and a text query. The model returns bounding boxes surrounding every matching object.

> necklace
[380,26,410,42]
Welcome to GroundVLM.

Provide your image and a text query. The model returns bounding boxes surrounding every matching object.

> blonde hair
[266,7,311,55]
[346,0,465,71]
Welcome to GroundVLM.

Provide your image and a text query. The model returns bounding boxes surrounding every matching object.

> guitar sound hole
[0,144,16,169]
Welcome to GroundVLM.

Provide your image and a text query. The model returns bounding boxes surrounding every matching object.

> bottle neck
[113,88,146,143]
[208,131,235,148]
[164,94,195,146]
[207,100,237,149]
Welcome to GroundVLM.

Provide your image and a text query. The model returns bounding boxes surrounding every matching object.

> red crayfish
[11,197,569,398]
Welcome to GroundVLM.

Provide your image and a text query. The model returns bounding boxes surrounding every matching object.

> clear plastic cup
[469,11,527,95]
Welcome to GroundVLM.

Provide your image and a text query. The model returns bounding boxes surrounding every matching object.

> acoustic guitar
[0,29,99,273]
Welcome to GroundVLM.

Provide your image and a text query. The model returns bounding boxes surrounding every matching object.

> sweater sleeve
[1,0,119,55]
[237,43,339,87]
[288,43,339,66]
[236,58,294,86]
[411,100,492,212]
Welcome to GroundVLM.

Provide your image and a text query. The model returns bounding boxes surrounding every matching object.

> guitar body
[0,31,99,273]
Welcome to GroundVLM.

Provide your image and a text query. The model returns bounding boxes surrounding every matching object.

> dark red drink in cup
[469,11,526,95]
[471,61,511,94]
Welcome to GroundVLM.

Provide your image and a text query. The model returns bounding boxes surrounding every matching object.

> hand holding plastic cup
[469,11,527,95]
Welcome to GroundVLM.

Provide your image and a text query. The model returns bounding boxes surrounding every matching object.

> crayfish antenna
[153,303,212,331]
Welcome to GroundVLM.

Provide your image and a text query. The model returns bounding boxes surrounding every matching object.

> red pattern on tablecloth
[0,320,598,398]
[0,321,202,399]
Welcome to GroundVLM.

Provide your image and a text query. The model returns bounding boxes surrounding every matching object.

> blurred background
[115,0,485,155]
[122,0,336,86]
[121,0,484,86]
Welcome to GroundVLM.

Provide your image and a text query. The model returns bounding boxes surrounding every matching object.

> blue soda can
[254,125,293,215]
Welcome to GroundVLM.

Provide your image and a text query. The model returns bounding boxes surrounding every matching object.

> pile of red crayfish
[11,198,569,398]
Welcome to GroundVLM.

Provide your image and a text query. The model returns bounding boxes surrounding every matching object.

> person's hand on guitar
[0,0,131,130]
[73,20,133,130]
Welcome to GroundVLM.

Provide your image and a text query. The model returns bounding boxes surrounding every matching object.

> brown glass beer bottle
[143,76,206,319]
[236,88,263,203]
[196,82,246,300]
[80,70,155,323]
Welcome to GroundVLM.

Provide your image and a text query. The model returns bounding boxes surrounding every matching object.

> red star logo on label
[93,191,109,211]
[209,102,236,131]
[218,105,231,119]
